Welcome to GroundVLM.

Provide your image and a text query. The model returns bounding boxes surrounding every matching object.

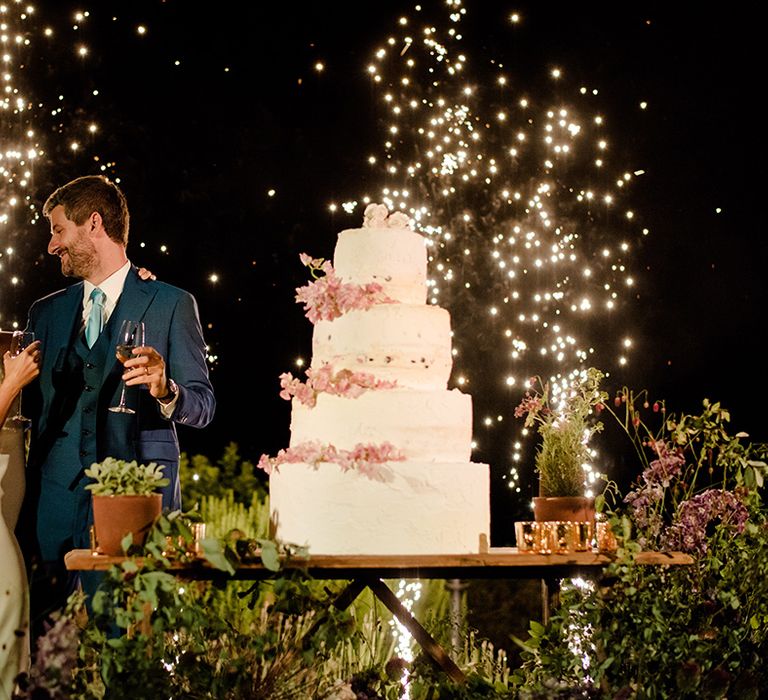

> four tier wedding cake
[260,204,490,554]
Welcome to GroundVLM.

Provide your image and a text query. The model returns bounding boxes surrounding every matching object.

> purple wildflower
[625,484,665,545]
[665,489,749,555]
[642,440,685,488]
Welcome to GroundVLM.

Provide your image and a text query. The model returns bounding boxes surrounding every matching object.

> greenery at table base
[15,483,514,699]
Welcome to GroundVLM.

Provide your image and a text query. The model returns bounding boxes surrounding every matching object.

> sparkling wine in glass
[109,320,145,414]
[9,330,35,423]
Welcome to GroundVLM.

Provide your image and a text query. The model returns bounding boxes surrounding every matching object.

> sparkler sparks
[0,1,757,538]
[333,0,645,499]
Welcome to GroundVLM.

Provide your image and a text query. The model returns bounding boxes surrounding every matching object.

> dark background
[3,1,763,545]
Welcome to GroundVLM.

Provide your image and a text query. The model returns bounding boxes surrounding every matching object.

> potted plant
[84,457,169,555]
[514,367,607,522]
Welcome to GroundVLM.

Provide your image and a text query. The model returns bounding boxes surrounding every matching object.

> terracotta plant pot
[92,493,162,555]
[533,496,595,523]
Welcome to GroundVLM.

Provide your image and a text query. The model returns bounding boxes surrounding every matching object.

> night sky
[2,1,763,543]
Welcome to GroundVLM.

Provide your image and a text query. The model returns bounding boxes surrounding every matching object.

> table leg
[541,577,561,624]
[301,577,370,645]
[366,578,466,685]
[444,578,468,654]
[328,578,370,611]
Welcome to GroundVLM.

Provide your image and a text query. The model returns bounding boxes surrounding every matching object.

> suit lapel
[50,283,86,364]
[101,267,158,386]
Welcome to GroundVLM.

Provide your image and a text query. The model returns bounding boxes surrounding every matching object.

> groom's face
[47,205,98,279]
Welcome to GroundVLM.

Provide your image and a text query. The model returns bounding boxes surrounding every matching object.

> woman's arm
[0,342,41,425]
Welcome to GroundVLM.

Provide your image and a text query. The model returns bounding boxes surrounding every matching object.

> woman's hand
[2,340,41,394]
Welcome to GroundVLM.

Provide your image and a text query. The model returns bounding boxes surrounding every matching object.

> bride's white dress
[0,420,29,698]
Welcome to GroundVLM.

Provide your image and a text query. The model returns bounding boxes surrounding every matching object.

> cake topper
[362,203,412,230]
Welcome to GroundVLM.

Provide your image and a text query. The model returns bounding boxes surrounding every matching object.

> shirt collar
[83,260,131,315]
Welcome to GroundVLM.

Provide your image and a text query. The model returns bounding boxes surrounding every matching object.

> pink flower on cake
[257,440,405,481]
[299,253,333,278]
[295,254,393,323]
[340,442,405,480]
[278,372,315,405]
[279,366,397,407]
[335,278,391,311]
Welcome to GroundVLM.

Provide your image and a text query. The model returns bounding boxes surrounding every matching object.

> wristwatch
[157,377,178,405]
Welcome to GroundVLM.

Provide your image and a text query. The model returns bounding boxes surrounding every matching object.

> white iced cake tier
[333,227,427,304]
[290,388,472,463]
[265,202,491,556]
[269,461,490,555]
[312,305,453,390]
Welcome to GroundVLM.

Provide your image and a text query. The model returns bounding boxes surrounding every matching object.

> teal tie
[85,287,106,348]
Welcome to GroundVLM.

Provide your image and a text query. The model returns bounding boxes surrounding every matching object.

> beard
[60,233,97,279]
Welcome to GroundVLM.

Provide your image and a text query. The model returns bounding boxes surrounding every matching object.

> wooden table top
[65,547,693,580]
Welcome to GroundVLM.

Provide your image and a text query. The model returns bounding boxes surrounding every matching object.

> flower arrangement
[257,440,405,481]
[295,253,393,324]
[514,382,768,698]
[84,457,169,496]
[279,365,397,407]
[606,391,766,554]
[514,367,607,498]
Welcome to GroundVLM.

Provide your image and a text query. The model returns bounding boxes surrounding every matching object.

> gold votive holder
[549,521,574,554]
[515,521,540,552]
[596,520,618,552]
[162,522,207,558]
[191,522,206,554]
[571,521,594,551]
[516,520,595,554]
[89,525,99,554]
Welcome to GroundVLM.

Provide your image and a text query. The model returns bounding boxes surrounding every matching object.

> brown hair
[43,175,130,245]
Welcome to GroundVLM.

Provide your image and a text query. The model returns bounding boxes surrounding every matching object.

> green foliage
[83,457,169,496]
[535,418,595,498]
[179,441,266,508]
[514,520,768,698]
[198,489,271,540]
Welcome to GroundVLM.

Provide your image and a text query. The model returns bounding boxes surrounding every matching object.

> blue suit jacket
[25,266,215,509]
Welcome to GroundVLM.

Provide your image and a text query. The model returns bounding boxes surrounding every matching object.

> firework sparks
[331,1,646,500]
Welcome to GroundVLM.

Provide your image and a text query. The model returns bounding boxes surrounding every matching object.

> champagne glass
[109,320,145,414]
[8,330,35,423]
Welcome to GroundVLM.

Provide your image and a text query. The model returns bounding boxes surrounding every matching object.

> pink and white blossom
[257,440,405,480]
[279,366,397,407]
[295,263,394,323]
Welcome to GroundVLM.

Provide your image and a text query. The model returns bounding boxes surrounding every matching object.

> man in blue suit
[21,174,215,628]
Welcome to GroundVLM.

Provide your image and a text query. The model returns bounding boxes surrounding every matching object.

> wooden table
[66,548,693,683]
